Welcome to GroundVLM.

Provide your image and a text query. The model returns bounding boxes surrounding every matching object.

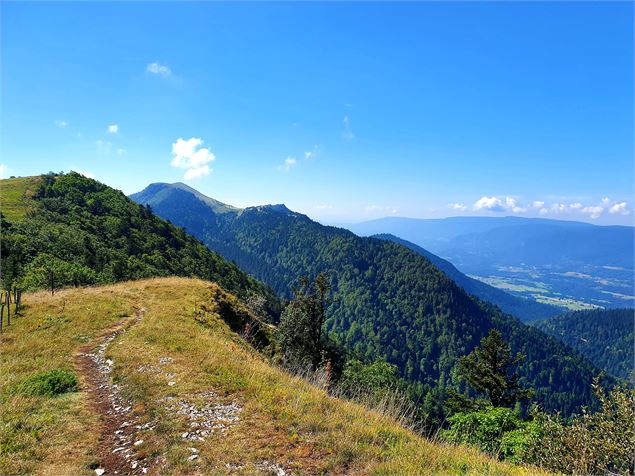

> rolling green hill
[0,173,278,316]
[533,308,634,381]
[131,182,606,418]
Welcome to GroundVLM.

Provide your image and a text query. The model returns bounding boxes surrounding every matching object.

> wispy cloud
[581,206,604,219]
[279,157,297,172]
[107,124,118,134]
[365,205,398,215]
[342,115,355,140]
[609,202,630,215]
[304,145,320,160]
[171,137,215,180]
[76,170,95,179]
[54,119,69,128]
[454,194,629,220]
[116,148,126,156]
[147,62,172,77]
[448,203,468,211]
[96,140,112,154]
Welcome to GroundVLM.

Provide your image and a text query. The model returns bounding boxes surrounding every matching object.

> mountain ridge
[131,181,606,417]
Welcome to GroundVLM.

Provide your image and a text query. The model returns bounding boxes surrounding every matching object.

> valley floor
[1,278,545,475]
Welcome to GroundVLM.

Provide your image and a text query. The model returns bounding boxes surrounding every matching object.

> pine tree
[277,272,332,370]
[458,329,532,407]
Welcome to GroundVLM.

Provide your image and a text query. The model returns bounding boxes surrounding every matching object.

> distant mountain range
[131,182,605,417]
[346,216,635,310]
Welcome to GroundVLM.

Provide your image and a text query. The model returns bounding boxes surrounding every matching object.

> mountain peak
[130,182,241,215]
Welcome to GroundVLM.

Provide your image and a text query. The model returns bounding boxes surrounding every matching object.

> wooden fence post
[0,296,4,333]
[50,270,55,296]
[6,291,10,326]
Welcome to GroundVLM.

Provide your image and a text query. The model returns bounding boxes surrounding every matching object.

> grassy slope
[0,176,42,221]
[0,278,543,475]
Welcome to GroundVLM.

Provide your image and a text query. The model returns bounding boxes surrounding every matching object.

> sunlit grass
[0,278,547,475]
[0,176,42,222]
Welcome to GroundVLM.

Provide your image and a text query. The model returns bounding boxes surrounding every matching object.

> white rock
[134,440,144,446]
[187,454,199,461]
[168,381,176,386]
[95,469,105,476]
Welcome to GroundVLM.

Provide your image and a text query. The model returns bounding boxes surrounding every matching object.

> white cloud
[147,62,172,77]
[116,148,126,156]
[538,208,549,215]
[184,165,210,180]
[581,206,604,219]
[365,205,397,215]
[342,115,355,140]
[532,201,545,208]
[609,202,630,215]
[171,137,215,180]
[0,164,7,178]
[550,203,567,214]
[448,203,468,212]
[304,145,320,160]
[54,119,69,128]
[505,197,527,213]
[279,157,297,172]
[601,197,611,206]
[473,196,505,212]
[76,170,95,179]
[107,124,118,134]
[472,196,526,213]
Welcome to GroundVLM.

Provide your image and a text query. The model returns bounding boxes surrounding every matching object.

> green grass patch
[17,369,78,397]
[0,176,42,222]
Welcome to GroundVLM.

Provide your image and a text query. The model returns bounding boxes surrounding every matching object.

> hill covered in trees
[132,182,606,417]
[373,233,560,322]
[0,173,278,316]
[533,308,634,381]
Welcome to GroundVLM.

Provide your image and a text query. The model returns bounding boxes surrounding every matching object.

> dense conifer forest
[133,182,608,418]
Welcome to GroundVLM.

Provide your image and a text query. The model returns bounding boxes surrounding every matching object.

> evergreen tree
[277,272,332,370]
[458,329,532,407]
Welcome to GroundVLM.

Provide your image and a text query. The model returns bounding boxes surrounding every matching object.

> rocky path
[75,307,156,476]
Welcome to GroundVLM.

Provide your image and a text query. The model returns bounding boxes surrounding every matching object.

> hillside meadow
[0,277,546,475]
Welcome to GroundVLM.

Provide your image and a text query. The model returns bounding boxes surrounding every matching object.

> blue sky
[2,2,633,224]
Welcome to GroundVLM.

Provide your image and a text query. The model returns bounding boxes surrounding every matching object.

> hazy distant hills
[533,308,634,382]
[347,216,635,310]
[131,182,604,417]
[373,233,560,322]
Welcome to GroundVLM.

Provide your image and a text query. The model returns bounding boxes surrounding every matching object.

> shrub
[527,383,635,475]
[442,406,529,458]
[19,369,78,397]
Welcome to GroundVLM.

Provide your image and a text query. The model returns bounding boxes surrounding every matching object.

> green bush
[442,406,530,458]
[527,383,635,475]
[19,369,78,397]
[338,359,399,398]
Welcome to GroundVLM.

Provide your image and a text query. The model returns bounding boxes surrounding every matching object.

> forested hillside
[534,308,634,381]
[132,182,606,417]
[0,173,278,315]
[373,233,560,322]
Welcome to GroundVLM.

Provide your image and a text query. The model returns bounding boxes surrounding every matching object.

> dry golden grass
[0,278,548,475]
